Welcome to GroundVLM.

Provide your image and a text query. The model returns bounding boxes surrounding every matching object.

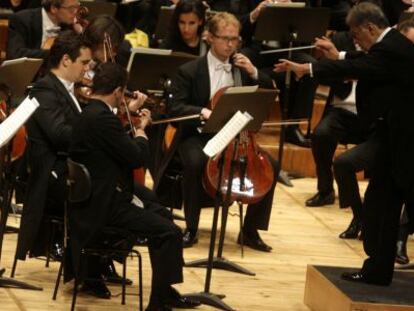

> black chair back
[67,159,91,203]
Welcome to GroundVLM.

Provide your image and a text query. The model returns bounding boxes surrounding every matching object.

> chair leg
[122,256,126,305]
[71,278,79,311]
[238,202,244,258]
[137,251,143,311]
[10,256,17,278]
[45,223,55,268]
[52,260,64,300]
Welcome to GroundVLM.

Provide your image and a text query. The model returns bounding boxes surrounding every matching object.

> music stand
[153,6,175,44]
[80,0,117,19]
[0,59,43,290]
[183,88,277,311]
[254,7,329,186]
[126,48,196,92]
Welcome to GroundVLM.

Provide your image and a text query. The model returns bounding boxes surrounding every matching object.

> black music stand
[255,7,329,186]
[153,6,175,44]
[183,88,277,311]
[0,59,43,290]
[127,48,196,92]
[80,0,117,18]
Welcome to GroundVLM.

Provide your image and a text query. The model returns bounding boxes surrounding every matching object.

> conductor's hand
[128,91,148,112]
[233,53,257,78]
[274,59,310,79]
[315,36,339,60]
[201,108,212,120]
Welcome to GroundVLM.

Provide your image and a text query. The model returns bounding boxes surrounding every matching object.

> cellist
[156,12,279,252]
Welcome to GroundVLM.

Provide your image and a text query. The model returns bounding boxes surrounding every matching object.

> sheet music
[0,96,39,148]
[266,2,306,8]
[127,47,173,72]
[203,111,253,158]
[225,85,258,95]
[1,57,41,67]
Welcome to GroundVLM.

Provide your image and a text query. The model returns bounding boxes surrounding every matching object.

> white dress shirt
[207,50,234,99]
[41,8,61,46]
[56,76,82,113]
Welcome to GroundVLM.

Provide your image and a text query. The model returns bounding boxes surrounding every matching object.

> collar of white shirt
[42,8,60,36]
[376,27,392,43]
[56,76,82,113]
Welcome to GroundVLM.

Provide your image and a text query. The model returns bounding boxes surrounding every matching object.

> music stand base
[183,292,234,311]
[0,268,42,290]
[185,256,255,276]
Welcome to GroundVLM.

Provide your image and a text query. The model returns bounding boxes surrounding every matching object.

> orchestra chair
[52,159,143,311]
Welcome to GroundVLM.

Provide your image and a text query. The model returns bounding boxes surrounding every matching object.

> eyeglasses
[60,4,81,13]
[212,33,241,44]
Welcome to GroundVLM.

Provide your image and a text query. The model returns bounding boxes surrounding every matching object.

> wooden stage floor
[1,178,411,310]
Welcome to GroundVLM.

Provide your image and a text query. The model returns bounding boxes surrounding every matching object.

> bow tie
[215,63,232,73]
[46,26,61,35]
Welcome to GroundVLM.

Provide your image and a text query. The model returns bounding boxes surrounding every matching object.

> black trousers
[361,137,414,284]
[312,107,366,216]
[105,194,184,289]
[178,134,279,233]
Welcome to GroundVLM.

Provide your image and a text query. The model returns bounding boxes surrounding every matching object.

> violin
[202,87,274,204]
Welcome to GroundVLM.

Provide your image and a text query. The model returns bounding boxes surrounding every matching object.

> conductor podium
[305,265,414,311]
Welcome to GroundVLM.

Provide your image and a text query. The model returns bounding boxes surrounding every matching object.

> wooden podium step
[304,265,414,311]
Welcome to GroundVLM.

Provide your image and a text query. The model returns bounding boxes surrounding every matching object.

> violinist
[6,0,82,60]
[160,0,207,56]
[69,62,200,310]
[14,30,91,272]
[157,12,279,252]
[82,15,132,68]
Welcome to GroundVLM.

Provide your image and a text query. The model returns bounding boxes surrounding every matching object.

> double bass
[202,87,274,204]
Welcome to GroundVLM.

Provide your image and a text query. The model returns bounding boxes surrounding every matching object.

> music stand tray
[126,48,196,92]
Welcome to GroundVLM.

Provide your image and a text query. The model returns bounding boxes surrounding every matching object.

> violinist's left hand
[128,91,148,112]
[233,53,258,79]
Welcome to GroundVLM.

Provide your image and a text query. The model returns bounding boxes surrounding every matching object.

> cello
[202,87,274,205]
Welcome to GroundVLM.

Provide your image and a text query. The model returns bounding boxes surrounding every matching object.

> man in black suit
[276,3,414,285]
[7,0,81,60]
[15,31,91,264]
[69,62,199,311]
[154,12,279,252]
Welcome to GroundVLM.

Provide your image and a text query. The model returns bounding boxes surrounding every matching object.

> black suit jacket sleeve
[313,44,390,82]
[7,11,49,59]
[30,88,73,151]
[169,65,204,118]
[92,111,150,169]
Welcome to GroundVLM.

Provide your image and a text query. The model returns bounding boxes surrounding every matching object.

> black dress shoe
[164,286,200,309]
[305,191,335,207]
[285,126,311,148]
[81,279,111,299]
[237,230,272,252]
[183,229,198,248]
[339,218,362,239]
[145,303,172,311]
[396,240,410,265]
[102,262,133,285]
[341,271,390,286]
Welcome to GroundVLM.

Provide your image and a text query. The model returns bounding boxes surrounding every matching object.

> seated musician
[69,61,200,310]
[156,12,279,252]
[15,30,91,268]
[6,0,82,60]
[82,15,132,68]
[160,0,207,56]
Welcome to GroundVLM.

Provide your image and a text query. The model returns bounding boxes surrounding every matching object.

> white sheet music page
[0,96,39,148]
[203,111,253,158]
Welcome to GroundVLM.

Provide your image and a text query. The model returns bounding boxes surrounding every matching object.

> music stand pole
[184,146,234,311]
